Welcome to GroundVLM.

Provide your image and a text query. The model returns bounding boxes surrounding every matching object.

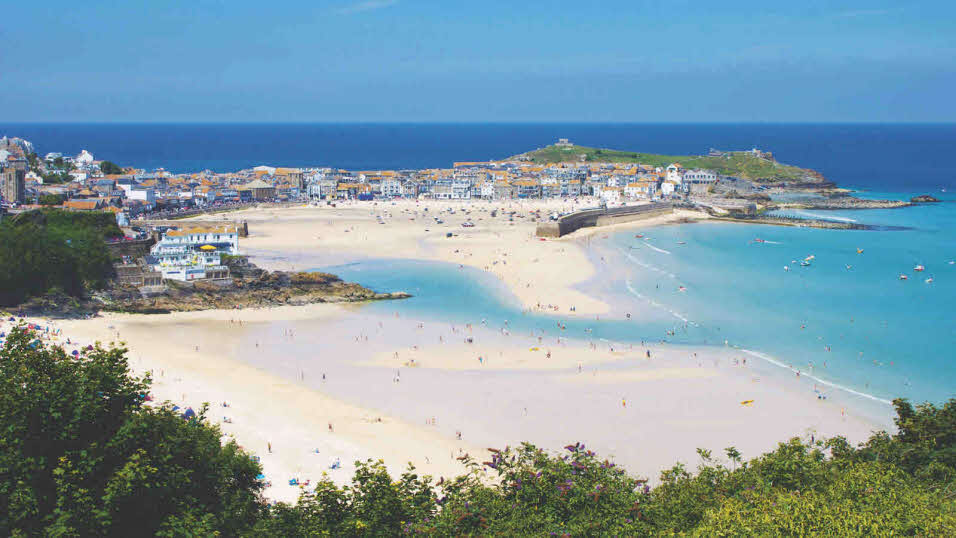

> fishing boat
[635,234,644,238]
[753,238,766,243]
[914,265,925,272]
[857,248,864,254]
[925,277,934,283]
[899,274,908,280]
[678,286,687,292]
[677,241,686,245]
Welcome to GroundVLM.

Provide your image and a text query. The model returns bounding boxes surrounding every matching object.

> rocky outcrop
[102,269,409,314]
[772,198,911,210]
[910,194,940,203]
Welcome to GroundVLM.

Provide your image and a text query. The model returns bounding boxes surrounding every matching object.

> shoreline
[18,300,884,502]
[47,305,486,503]
[10,198,916,501]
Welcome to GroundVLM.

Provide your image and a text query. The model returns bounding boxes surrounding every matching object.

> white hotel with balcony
[147,225,239,282]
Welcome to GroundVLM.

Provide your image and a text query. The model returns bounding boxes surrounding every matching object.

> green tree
[41,171,71,185]
[26,152,39,171]
[99,161,124,175]
[698,462,955,535]
[37,194,65,206]
[0,328,265,536]
[840,398,956,488]
[0,209,120,305]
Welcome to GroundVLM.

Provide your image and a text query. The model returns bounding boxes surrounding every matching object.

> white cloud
[336,0,398,15]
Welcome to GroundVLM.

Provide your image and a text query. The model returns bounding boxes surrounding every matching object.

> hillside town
[2,135,841,293]
[2,137,752,221]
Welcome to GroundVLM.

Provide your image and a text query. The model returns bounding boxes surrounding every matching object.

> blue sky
[2,1,954,122]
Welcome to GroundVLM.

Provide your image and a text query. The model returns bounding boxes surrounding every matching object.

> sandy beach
[3,201,888,503]
[190,199,706,318]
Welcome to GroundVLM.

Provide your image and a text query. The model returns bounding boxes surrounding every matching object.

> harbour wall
[536,202,673,238]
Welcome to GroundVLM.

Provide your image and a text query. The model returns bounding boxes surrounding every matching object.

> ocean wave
[739,349,892,406]
[620,249,678,279]
[643,242,672,254]
[624,279,697,326]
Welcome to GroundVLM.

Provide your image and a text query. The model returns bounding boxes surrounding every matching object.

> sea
[4,123,954,419]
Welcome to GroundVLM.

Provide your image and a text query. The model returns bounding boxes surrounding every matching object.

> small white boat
[925,277,934,283]
[914,265,925,272]
[899,274,908,280]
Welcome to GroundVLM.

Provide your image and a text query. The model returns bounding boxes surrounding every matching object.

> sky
[1,0,954,122]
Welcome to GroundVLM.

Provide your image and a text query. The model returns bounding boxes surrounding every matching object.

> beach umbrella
[200,245,216,251]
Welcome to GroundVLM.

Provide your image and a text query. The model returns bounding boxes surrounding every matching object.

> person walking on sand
[268,442,272,454]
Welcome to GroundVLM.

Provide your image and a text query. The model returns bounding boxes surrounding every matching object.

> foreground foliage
[0,328,263,536]
[1,330,953,536]
[0,209,120,305]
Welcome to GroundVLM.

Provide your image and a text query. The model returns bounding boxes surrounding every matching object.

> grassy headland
[510,144,829,185]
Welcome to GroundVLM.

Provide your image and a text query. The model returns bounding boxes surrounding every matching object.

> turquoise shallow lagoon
[325,193,955,414]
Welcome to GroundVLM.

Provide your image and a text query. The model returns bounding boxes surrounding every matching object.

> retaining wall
[536,202,673,238]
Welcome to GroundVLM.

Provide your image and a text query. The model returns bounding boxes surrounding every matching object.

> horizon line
[3,120,956,126]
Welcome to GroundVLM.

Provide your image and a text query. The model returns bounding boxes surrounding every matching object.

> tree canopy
[0,209,121,305]
[0,326,264,536]
[99,161,124,175]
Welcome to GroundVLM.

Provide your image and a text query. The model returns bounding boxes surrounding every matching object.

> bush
[0,209,122,305]
[0,327,264,536]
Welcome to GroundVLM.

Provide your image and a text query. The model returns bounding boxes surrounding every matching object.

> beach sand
[12,297,880,503]
[4,201,884,502]
[189,199,705,318]
[46,306,484,504]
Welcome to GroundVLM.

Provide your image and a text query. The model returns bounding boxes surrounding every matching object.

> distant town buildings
[3,134,752,221]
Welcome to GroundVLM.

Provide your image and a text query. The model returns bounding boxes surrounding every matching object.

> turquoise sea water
[326,194,955,416]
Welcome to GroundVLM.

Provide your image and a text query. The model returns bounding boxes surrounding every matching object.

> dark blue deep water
[2,123,955,192]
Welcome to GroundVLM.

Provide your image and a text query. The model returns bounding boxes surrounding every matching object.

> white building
[661,181,678,196]
[75,150,95,166]
[380,179,403,197]
[599,186,623,204]
[665,163,684,184]
[624,181,656,200]
[683,169,718,184]
[478,181,495,199]
[119,184,156,205]
[147,225,239,281]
